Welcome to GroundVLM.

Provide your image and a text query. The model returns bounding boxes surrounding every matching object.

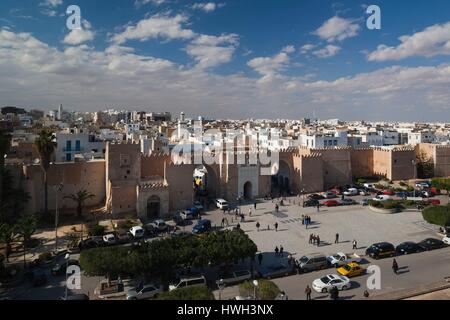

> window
[66,140,72,151]
[66,153,72,162]
[75,140,81,151]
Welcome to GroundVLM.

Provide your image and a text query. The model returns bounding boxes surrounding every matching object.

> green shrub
[374,184,384,190]
[422,206,450,227]
[399,181,407,187]
[157,286,215,300]
[356,178,367,184]
[239,280,280,300]
[89,224,106,236]
[38,252,53,262]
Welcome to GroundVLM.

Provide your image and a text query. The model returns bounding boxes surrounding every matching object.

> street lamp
[54,183,64,252]
[412,160,416,198]
[64,253,70,300]
[253,280,259,300]
[217,279,226,300]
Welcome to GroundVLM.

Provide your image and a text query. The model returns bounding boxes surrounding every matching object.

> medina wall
[351,148,374,179]
[318,148,353,188]
[22,160,106,215]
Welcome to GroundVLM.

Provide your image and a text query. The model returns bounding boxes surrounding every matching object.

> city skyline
[1,0,450,121]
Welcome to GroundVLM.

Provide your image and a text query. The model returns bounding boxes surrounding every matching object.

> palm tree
[17,214,38,249]
[0,129,11,212]
[64,190,95,220]
[0,223,17,262]
[34,130,57,216]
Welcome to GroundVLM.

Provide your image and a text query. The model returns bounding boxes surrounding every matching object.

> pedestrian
[317,204,320,212]
[240,214,245,223]
[352,239,357,250]
[316,235,320,247]
[305,285,312,300]
[267,224,270,231]
[258,253,263,265]
[305,216,309,229]
[301,214,305,225]
[275,204,279,213]
[309,234,313,244]
[274,222,279,232]
[363,290,370,298]
[392,258,399,274]
[335,233,339,244]
[256,222,260,231]
[248,208,252,217]
[279,245,284,257]
[236,223,241,230]
[330,286,339,300]
[275,246,279,256]
[254,202,257,210]
[221,218,225,227]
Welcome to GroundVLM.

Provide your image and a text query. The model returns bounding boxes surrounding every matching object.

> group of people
[274,245,285,257]
[255,222,279,232]
[301,215,312,228]
[309,234,321,246]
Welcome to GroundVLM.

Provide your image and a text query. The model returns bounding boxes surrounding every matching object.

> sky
[1,0,450,121]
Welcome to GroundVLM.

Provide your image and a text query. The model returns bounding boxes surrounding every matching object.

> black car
[308,194,324,200]
[418,238,447,251]
[51,259,80,276]
[395,242,424,255]
[78,238,102,250]
[365,242,396,259]
[26,269,47,286]
[303,199,319,207]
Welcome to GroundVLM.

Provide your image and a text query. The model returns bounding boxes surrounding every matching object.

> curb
[370,280,450,300]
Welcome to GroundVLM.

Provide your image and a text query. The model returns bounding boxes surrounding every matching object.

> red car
[323,200,340,207]
[427,199,441,206]
[382,190,395,196]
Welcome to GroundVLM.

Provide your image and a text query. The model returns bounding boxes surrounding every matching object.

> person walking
[279,245,284,257]
[392,258,399,274]
[274,222,279,232]
[221,218,225,228]
[305,216,309,229]
[305,285,312,300]
[254,202,257,210]
[248,208,252,217]
[301,214,305,225]
[335,233,339,244]
[363,290,370,298]
[236,223,241,230]
[352,239,357,250]
[309,234,313,244]
[256,222,260,232]
[275,204,279,213]
[275,246,279,256]
[316,235,321,247]
[317,203,320,212]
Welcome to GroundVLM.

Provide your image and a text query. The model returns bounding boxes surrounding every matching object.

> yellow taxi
[337,262,365,278]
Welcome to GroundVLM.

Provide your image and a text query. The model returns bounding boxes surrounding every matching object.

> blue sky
[1,0,450,121]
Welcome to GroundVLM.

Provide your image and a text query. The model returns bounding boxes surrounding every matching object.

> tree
[64,189,95,219]
[416,151,434,179]
[35,129,57,216]
[239,279,281,300]
[157,286,215,300]
[422,205,450,227]
[0,223,17,262]
[17,214,38,249]
[0,169,30,224]
[0,129,11,214]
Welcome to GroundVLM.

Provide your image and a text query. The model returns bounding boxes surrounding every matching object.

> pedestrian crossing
[280,217,303,224]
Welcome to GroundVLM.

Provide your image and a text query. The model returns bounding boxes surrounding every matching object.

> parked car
[359,189,370,196]
[149,219,169,232]
[312,274,351,293]
[421,190,435,198]
[103,234,117,245]
[129,226,145,238]
[180,209,199,220]
[51,259,80,276]
[418,238,447,251]
[26,269,48,286]
[337,262,365,278]
[415,181,431,188]
[308,194,324,200]
[258,262,296,279]
[363,183,376,189]
[126,283,162,300]
[442,235,450,245]
[297,254,328,273]
[382,190,395,196]
[192,219,212,234]
[395,191,408,199]
[78,238,102,250]
[327,252,362,268]
[322,192,337,199]
[343,188,358,196]
[193,201,204,212]
[172,212,188,226]
[426,199,441,206]
[323,200,340,207]
[339,199,357,206]
[372,195,391,202]
[169,275,207,291]
[360,199,370,206]
[303,199,319,208]
[395,242,424,255]
[216,270,252,286]
[216,199,229,210]
[365,242,396,259]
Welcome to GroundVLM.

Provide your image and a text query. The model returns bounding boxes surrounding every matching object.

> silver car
[126,284,161,300]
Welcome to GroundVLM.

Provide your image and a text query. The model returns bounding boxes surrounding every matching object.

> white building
[55,128,106,162]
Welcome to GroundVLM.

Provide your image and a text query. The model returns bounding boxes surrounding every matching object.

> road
[271,246,450,300]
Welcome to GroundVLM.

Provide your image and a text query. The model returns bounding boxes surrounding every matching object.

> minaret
[58,104,63,120]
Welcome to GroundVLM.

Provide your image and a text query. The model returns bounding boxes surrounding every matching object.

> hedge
[422,205,450,227]
[156,286,215,300]
[239,279,280,300]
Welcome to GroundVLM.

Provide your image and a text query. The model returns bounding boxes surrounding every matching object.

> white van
[372,195,391,202]
[129,226,145,238]
[343,188,358,196]
[169,275,207,291]
[215,199,229,210]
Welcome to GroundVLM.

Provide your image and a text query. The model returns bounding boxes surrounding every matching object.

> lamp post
[253,280,259,300]
[218,279,226,300]
[54,183,64,252]
[64,253,70,300]
[412,160,416,198]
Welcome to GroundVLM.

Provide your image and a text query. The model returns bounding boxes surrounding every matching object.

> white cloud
[40,0,63,7]
[247,47,293,82]
[314,16,360,42]
[186,34,239,69]
[313,45,341,58]
[112,14,196,44]
[2,28,450,121]
[134,0,166,8]
[192,2,225,13]
[62,20,94,45]
[300,44,316,54]
[368,21,450,61]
